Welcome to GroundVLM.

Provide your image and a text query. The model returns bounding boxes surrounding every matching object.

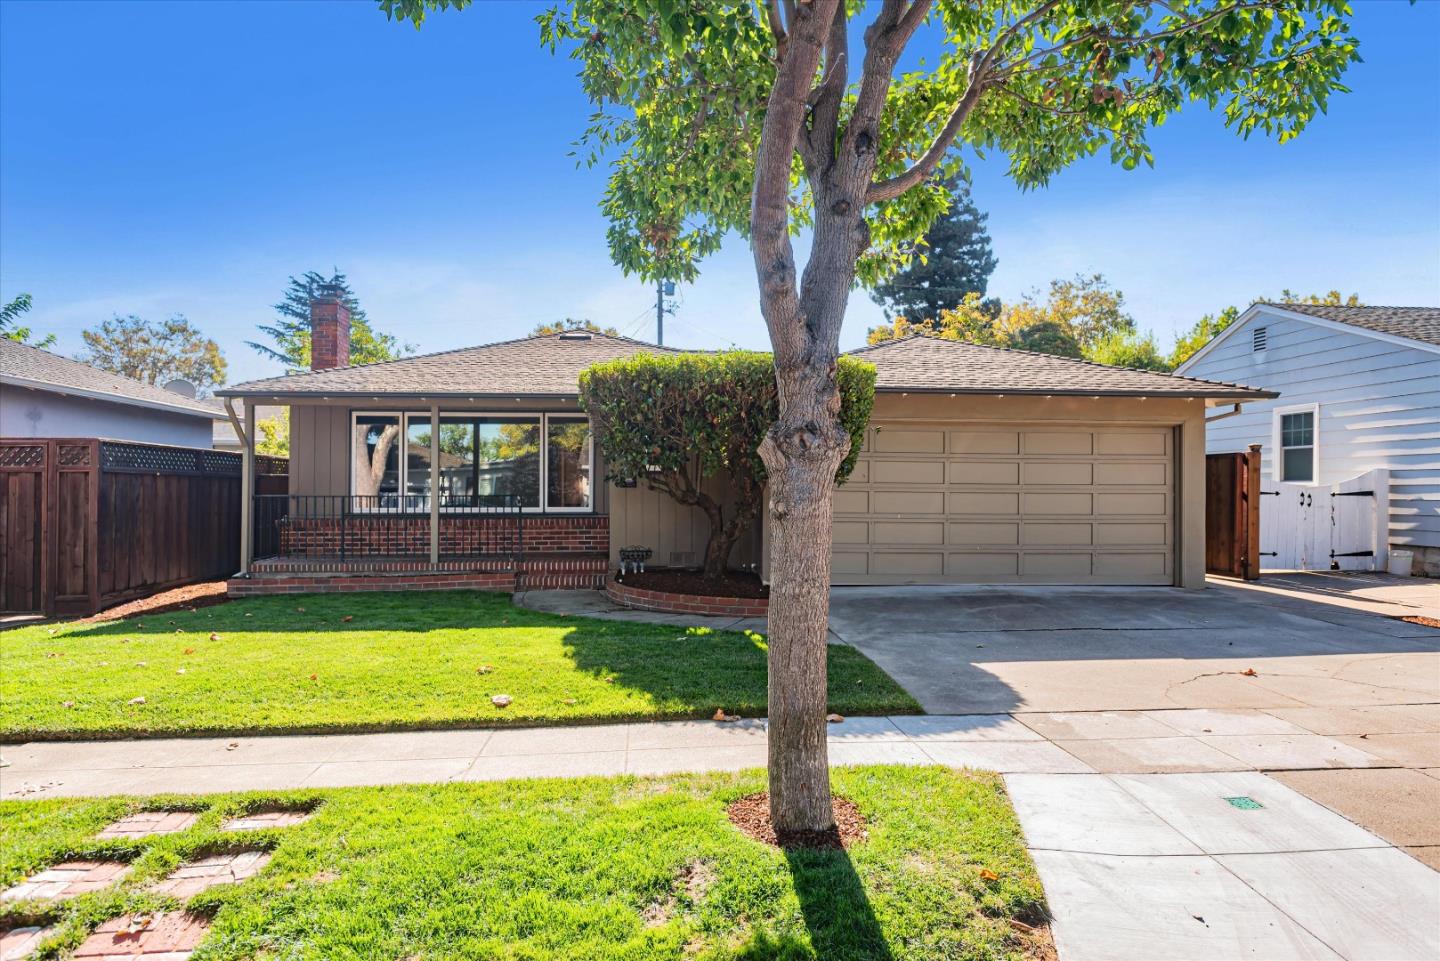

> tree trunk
[700,504,738,580]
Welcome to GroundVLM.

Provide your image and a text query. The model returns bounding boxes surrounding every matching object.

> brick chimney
[310,283,351,371]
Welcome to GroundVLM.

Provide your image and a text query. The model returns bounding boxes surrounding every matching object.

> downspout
[1205,402,1245,423]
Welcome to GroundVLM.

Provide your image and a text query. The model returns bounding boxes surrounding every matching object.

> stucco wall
[1,384,215,447]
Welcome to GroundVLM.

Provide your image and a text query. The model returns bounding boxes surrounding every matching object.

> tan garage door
[832,423,1175,585]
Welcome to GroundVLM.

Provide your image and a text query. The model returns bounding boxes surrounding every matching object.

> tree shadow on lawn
[737,848,894,961]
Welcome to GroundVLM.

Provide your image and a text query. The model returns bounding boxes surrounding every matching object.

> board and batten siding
[1181,312,1440,549]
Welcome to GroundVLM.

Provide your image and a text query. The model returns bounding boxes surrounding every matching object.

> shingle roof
[0,339,227,418]
[1258,304,1440,347]
[848,335,1276,398]
[217,332,681,398]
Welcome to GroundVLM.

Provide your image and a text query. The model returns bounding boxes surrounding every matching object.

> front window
[1279,411,1315,482]
[352,411,584,512]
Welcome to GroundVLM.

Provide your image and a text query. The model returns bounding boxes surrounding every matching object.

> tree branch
[765,0,788,59]
[864,54,987,204]
[802,1,850,176]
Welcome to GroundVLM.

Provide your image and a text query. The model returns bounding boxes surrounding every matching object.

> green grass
[0,591,918,740]
[0,766,1048,961]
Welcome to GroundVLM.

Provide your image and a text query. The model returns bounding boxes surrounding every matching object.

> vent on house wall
[1252,326,1268,352]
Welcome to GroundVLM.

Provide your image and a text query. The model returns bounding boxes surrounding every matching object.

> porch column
[429,405,440,567]
[240,399,254,575]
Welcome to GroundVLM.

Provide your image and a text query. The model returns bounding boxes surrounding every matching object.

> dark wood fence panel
[0,438,276,616]
[1205,445,1262,580]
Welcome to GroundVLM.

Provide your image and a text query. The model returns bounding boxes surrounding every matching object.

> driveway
[827,573,1439,716]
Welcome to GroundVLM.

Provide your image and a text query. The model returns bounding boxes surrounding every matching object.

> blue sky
[2,1,1437,386]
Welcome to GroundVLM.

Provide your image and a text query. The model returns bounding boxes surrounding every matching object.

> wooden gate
[1259,468,1389,572]
[1205,446,1262,579]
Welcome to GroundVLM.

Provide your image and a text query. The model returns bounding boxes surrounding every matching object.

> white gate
[1259,469,1388,572]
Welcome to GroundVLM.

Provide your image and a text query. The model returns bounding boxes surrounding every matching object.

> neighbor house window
[1278,409,1316,482]
[352,411,591,511]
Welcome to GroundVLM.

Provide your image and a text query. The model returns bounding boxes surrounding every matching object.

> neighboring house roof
[217,332,681,398]
[1253,303,1440,347]
[0,339,226,419]
[217,329,1272,401]
[848,335,1276,399]
[1175,303,1440,374]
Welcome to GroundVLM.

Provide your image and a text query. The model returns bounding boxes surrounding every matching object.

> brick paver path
[220,810,311,831]
[1,926,56,961]
[1,861,130,902]
[96,812,198,839]
[73,912,208,959]
[150,851,271,898]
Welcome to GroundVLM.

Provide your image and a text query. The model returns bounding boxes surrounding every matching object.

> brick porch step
[230,554,608,597]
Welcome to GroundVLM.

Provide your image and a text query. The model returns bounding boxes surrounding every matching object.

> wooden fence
[0,439,286,617]
[1204,445,1262,580]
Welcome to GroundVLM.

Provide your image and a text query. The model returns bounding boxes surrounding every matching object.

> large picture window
[350,411,589,512]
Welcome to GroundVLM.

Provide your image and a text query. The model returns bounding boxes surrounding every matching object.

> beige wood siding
[608,477,760,571]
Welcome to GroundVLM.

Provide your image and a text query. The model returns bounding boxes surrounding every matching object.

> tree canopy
[581,352,875,578]
[79,315,227,394]
[869,176,997,325]
[1,293,54,348]
[1171,290,1362,366]
[531,317,620,336]
[248,270,413,372]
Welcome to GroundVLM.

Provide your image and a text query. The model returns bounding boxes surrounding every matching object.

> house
[213,404,284,452]
[0,339,226,447]
[217,287,1276,594]
[1176,304,1440,576]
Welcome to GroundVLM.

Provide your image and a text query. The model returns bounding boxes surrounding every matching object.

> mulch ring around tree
[726,792,867,850]
[615,569,769,599]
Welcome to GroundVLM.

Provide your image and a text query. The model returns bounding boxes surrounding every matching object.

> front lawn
[0,591,918,740]
[0,766,1049,960]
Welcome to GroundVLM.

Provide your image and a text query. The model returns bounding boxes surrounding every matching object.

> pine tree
[869,177,997,326]
[248,270,412,372]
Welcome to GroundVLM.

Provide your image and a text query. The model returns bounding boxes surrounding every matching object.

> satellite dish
[163,379,197,398]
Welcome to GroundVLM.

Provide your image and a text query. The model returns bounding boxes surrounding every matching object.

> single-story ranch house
[218,289,1275,595]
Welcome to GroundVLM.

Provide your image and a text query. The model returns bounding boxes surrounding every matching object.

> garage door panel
[1095,523,1168,546]
[873,429,944,453]
[1023,461,1093,485]
[1025,553,1093,576]
[1024,522,1093,546]
[848,461,870,484]
[1096,431,1169,456]
[1025,432,1092,455]
[873,552,944,574]
[874,490,945,514]
[947,492,1020,515]
[950,431,1019,454]
[949,461,1019,485]
[1095,462,1166,486]
[949,522,1019,545]
[874,521,944,545]
[1096,492,1167,515]
[947,553,1020,577]
[1023,492,1093,515]
[872,460,945,484]
[831,421,1174,585]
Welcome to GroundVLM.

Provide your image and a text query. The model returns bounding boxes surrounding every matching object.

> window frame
[348,409,594,514]
[1271,403,1319,484]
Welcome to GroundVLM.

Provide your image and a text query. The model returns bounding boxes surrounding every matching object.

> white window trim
[348,410,594,513]
[1271,402,1320,485]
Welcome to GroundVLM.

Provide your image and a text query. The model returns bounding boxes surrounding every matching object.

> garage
[832,421,1176,584]
[757,335,1276,589]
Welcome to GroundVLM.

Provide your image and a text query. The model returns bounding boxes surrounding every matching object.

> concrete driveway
[827,573,1439,716]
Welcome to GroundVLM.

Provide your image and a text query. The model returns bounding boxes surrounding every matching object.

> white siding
[0,384,216,448]
[1183,311,1440,549]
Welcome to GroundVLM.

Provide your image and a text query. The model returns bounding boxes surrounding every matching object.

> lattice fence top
[58,444,93,467]
[100,441,241,476]
[0,443,45,468]
[256,455,290,476]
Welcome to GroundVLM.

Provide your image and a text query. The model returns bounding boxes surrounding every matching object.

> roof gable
[0,339,226,419]
[849,335,1274,398]
[1175,304,1440,374]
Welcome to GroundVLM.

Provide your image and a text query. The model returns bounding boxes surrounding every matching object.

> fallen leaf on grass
[1008,919,1036,935]
[979,869,999,882]
[128,696,146,705]
[176,668,186,675]
[491,695,512,708]
[62,700,75,709]
[603,676,616,684]
[1240,668,1258,677]
[562,698,577,705]
[713,709,740,723]
[341,615,353,623]
[209,633,220,641]
[296,607,306,613]
[45,652,63,658]
[476,665,495,675]
[183,648,194,655]
[308,673,318,682]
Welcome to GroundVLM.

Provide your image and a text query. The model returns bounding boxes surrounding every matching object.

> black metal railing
[251,494,524,562]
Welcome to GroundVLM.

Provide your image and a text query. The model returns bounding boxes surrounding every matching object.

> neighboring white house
[1177,304,1440,576]
[0,339,226,447]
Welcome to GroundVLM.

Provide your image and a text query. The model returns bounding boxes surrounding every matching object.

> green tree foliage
[867,292,1005,346]
[581,352,876,578]
[869,177,997,325]
[248,270,413,372]
[1008,321,1083,358]
[255,408,290,457]
[1,293,55,348]
[1087,330,1170,370]
[1171,290,1362,366]
[79,315,227,394]
[531,317,620,336]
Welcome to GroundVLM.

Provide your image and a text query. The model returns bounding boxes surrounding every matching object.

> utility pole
[655,279,675,346]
